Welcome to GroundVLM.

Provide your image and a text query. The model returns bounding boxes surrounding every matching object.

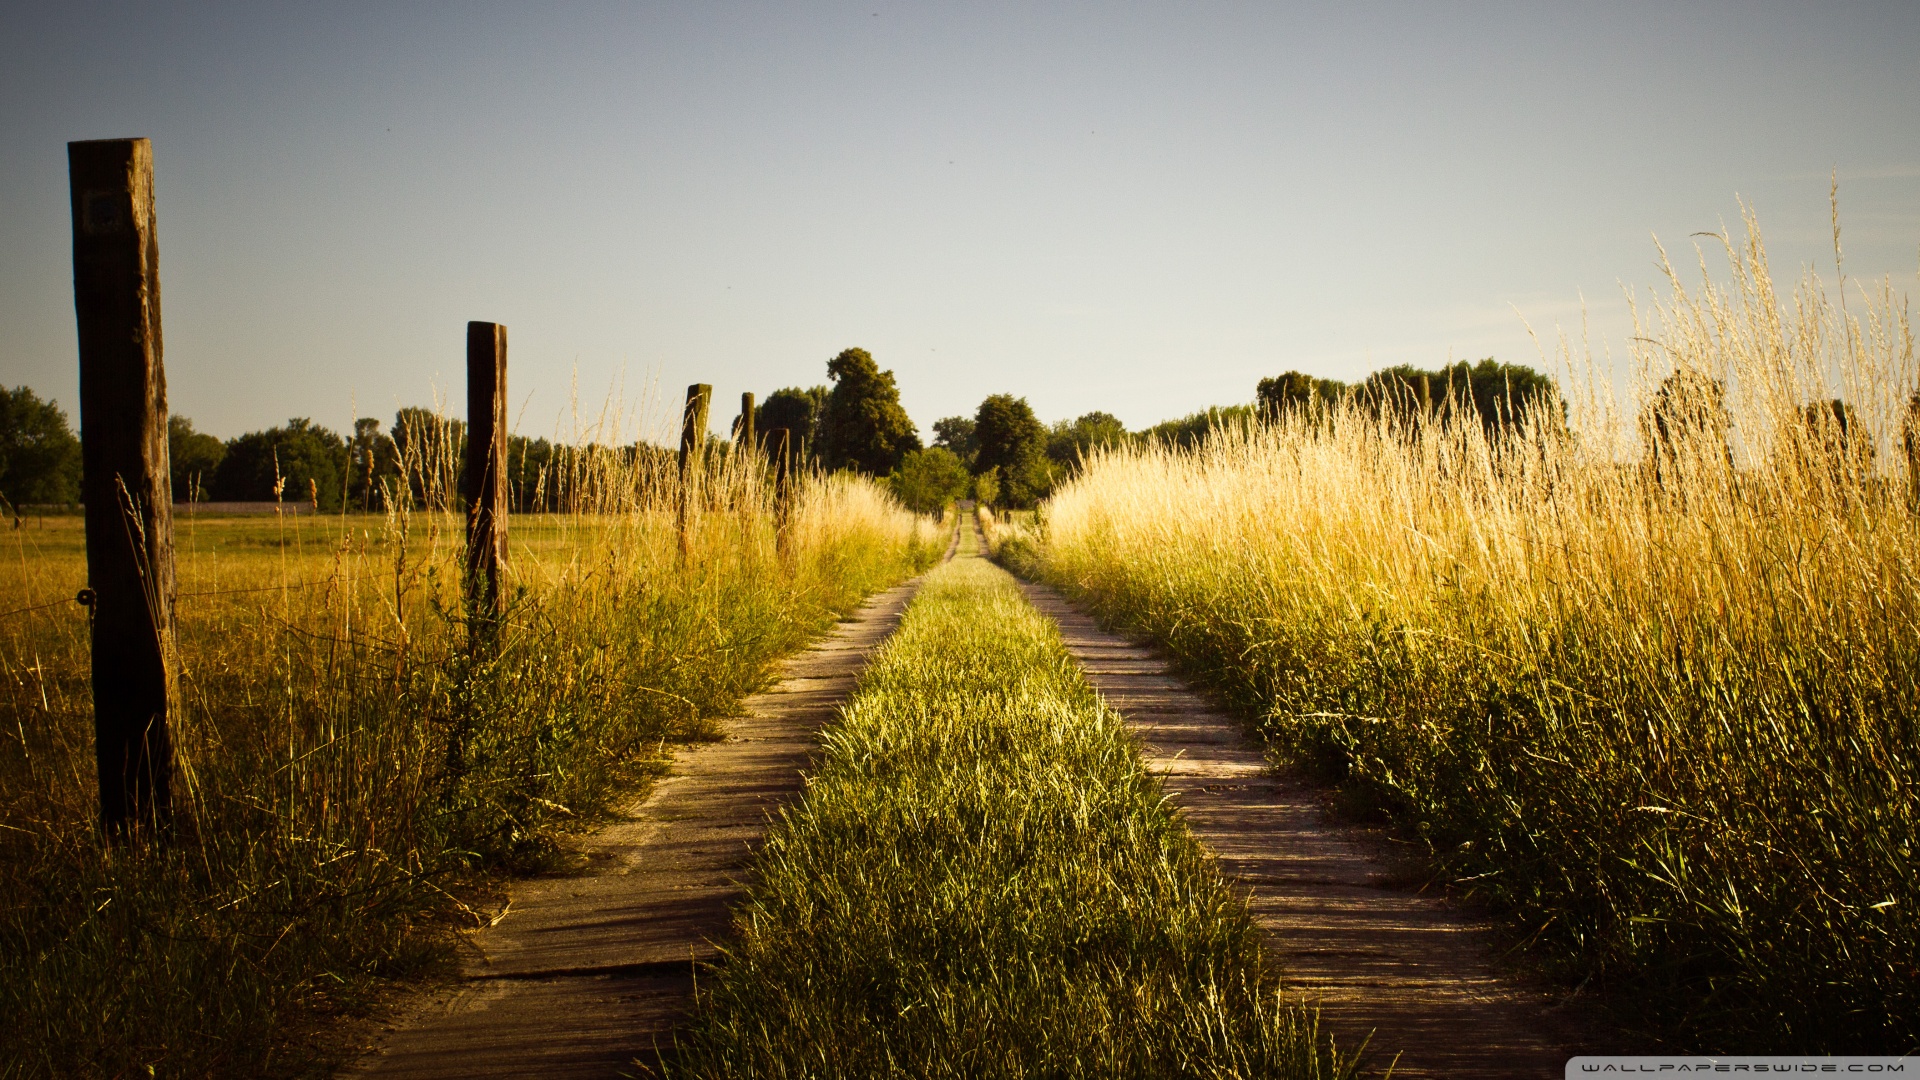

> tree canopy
[1638,368,1733,484]
[757,385,828,467]
[1138,404,1257,450]
[888,447,972,514]
[0,386,81,507]
[168,416,226,503]
[931,416,978,466]
[974,394,1051,507]
[213,418,350,510]
[818,349,921,475]
[1045,411,1128,469]
[1358,359,1562,437]
[1256,372,1346,418]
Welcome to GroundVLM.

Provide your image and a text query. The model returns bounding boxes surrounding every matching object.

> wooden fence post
[771,428,795,558]
[677,384,711,557]
[69,137,175,838]
[464,322,508,633]
[733,392,756,450]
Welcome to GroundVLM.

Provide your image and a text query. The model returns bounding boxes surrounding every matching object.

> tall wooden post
[733,392,756,450]
[464,322,508,630]
[677,384,711,557]
[770,428,795,558]
[70,138,175,838]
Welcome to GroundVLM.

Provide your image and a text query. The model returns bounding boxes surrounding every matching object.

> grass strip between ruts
[664,534,1356,1079]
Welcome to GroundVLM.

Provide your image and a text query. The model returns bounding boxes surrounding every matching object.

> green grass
[0,469,940,1078]
[665,528,1354,1079]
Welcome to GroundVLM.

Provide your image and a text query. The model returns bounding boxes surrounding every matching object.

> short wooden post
[464,322,508,631]
[69,137,175,838]
[733,392,756,450]
[677,384,711,556]
[770,428,795,557]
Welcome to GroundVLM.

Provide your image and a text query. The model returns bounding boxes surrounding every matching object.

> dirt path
[339,572,930,1080]
[1017,568,1607,1077]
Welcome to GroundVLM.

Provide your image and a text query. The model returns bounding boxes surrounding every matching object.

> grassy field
[666,525,1357,1079]
[0,454,942,1078]
[1037,222,1919,1049]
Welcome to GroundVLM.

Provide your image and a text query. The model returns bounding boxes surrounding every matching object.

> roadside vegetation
[1038,214,1919,1049]
[668,530,1354,1079]
[0,436,940,1078]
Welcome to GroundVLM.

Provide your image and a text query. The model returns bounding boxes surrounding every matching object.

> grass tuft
[667,531,1354,1079]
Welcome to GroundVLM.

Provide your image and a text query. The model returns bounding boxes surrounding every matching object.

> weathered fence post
[733,392,756,450]
[771,428,795,558]
[69,137,175,838]
[677,384,711,557]
[464,322,508,635]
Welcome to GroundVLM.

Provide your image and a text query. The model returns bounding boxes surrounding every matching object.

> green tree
[390,407,467,509]
[212,418,350,509]
[1138,404,1257,450]
[1256,371,1347,419]
[971,466,1000,508]
[1637,368,1734,492]
[346,417,398,511]
[1358,359,1562,438]
[0,386,81,508]
[931,416,978,466]
[1045,411,1129,469]
[507,435,557,512]
[818,349,921,475]
[168,416,226,503]
[974,394,1050,508]
[757,386,828,468]
[888,447,973,514]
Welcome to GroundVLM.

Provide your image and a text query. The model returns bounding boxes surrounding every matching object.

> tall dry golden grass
[1041,210,1918,1048]
[0,431,941,1078]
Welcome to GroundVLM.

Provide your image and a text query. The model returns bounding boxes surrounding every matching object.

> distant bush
[888,447,972,514]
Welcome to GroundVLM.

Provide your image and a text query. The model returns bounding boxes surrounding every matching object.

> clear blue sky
[3,2,1917,442]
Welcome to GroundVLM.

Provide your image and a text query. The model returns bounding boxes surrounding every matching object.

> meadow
[668,527,1355,1079]
[0,448,941,1078]
[1037,219,1919,1049]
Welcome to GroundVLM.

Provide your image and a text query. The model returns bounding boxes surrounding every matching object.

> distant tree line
[0,387,677,516]
[26,348,1882,519]
[735,353,1585,514]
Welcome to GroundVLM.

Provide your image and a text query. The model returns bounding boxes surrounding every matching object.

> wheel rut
[338,571,932,1080]
[1012,547,1609,1078]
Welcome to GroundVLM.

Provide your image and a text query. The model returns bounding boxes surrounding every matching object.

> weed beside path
[0,472,940,1079]
[667,529,1352,1079]
[1038,222,1920,1050]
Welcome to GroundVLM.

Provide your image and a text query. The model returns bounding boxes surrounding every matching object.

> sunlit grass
[1039,213,1919,1049]
[0,447,942,1079]
[667,529,1355,1078]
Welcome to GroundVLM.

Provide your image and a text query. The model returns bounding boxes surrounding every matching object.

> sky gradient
[3,2,1917,443]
